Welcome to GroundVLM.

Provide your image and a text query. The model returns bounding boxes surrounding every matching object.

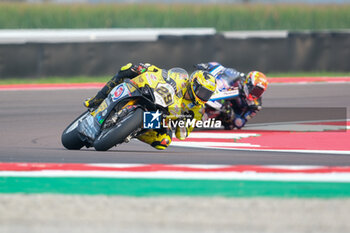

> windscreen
[167,68,189,82]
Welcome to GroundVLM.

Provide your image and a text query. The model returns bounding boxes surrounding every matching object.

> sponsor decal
[150,74,158,81]
[187,102,195,109]
[91,101,108,117]
[96,114,105,124]
[145,73,155,85]
[216,78,230,91]
[210,89,239,101]
[126,83,137,93]
[112,85,125,101]
[174,104,179,112]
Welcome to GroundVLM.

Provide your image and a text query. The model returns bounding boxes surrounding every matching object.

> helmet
[188,70,216,105]
[244,71,268,100]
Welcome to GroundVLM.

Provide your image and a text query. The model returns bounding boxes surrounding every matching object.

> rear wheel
[93,108,144,151]
[61,111,89,150]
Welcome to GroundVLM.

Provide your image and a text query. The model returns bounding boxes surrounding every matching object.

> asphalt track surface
[0,83,349,165]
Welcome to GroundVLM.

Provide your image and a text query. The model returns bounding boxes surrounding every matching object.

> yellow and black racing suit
[86,63,204,150]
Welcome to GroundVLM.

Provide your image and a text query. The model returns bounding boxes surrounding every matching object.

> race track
[0,82,349,165]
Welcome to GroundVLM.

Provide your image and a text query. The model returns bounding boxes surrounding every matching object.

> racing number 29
[155,86,173,105]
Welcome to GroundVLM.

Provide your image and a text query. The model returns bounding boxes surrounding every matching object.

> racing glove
[245,101,262,120]
[115,62,149,81]
[132,63,150,74]
[233,115,247,129]
[231,102,261,129]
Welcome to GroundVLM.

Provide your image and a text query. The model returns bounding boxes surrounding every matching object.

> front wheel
[93,108,144,151]
[61,111,89,150]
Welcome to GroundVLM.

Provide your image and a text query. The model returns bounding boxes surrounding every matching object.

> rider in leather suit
[84,63,217,149]
[195,62,268,130]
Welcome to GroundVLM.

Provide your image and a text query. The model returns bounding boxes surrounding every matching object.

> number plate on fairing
[154,83,175,107]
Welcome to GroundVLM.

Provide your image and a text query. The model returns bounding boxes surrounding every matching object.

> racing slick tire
[61,111,89,150]
[93,108,144,151]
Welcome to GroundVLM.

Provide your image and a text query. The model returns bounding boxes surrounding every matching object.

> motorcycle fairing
[76,66,184,144]
[209,75,240,102]
[209,88,239,101]
[78,82,141,142]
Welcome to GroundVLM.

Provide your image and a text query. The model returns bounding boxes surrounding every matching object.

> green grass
[0,3,349,31]
[0,72,349,85]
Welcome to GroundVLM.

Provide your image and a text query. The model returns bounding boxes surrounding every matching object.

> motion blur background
[0,0,349,78]
[11,0,350,3]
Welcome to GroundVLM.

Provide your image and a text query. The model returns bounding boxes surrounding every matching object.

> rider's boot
[137,128,172,150]
[84,63,140,108]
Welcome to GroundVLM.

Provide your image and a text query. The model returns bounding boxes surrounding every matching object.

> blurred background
[10,0,350,3]
[0,0,349,79]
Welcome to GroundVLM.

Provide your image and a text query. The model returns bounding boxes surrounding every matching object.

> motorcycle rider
[84,62,217,150]
[195,62,268,130]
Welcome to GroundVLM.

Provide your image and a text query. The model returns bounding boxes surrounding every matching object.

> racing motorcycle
[204,74,252,130]
[61,67,188,151]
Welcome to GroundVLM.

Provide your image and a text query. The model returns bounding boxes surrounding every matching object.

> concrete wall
[0,31,349,78]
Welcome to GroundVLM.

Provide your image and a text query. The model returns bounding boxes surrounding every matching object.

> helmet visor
[250,86,264,99]
[193,79,214,102]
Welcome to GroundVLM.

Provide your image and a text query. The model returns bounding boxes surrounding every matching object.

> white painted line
[85,164,334,171]
[244,119,349,132]
[171,141,261,148]
[246,118,349,126]
[0,28,216,44]
[249,149,350,155]
[171,143,350,155]
[89,163,146,168]
[245,124,346,132]
[89,163,237,170]
[222,30,288,39]
[185,133,258,139]
[1,170,349,182]
[270,81,350,86]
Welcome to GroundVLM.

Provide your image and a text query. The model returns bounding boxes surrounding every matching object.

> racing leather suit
[196,62,262,129]
[85,63,204,150]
